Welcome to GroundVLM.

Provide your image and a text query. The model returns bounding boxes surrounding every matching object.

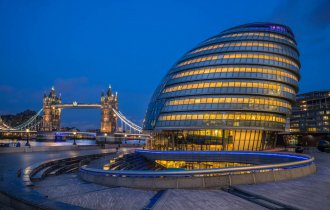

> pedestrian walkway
[1,149,330,210]
[236,151,330,210]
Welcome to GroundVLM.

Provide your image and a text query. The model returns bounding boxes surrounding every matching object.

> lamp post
[73,131,77,145]
[104,133,107,145]
[25,128,30,147]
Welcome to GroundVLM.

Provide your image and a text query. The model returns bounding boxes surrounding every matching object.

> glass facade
[144,22,300,151]
[290,91,330,133]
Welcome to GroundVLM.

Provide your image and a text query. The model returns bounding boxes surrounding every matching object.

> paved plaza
[1,149,329,209]
[33,174,265,210]
[236,150,330,210]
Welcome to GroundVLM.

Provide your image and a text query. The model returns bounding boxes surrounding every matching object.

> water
[0,139,96,147]
[0,139,145,147]
[121,139,145,145]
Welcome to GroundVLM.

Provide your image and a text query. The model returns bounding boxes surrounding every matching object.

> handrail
[80,154,314,177]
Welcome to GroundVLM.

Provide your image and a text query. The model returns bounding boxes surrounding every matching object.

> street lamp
[104,133,107,145]
[73,131,77,145]
[25,128,30,147]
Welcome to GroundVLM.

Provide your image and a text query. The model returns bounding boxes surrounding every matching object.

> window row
[156,119,285,130]
[166,96,292,109]
[160,86,295,101]
[169,71,297,88]
[223,53,298,68]
[162,81,295,94]
[189,41,283,54]
[220,32,295,45]
[162,103,291,115]
[172,66,298,82]
[158,112,286,123]
[184,45,299,62]
[177,53,299,69]
[173,56,298,74]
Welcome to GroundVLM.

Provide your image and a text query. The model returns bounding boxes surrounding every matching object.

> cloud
[0,85,14,93]
[271,0,330,31]
[50,76,106,103]
[270,0,330,94]
[270,0,330,52]
[54,77,89,92]
[307,0,330,29]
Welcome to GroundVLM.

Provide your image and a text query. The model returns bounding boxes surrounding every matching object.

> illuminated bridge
[0,86,143,135]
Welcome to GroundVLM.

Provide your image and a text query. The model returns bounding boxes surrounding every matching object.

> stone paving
[153,189,266,210]
[34,174,264,210]
[34,174,156,210]
[58,186,155,210]
[237,150,330,210]
[1,148,330,209]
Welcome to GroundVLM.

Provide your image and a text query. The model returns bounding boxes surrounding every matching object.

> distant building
[290,91,330,133]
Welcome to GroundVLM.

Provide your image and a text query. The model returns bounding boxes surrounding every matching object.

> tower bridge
[42,86,118,133]
[0,86,143,136]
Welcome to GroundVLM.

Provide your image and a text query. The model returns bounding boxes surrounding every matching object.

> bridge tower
[100,85,118,133]
[42,86,62,131]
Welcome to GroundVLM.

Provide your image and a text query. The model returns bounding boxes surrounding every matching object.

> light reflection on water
[0,139,96,146]
[0,139,145,147]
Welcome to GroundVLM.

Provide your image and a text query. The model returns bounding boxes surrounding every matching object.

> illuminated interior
[158,113,285,123]
[166,96,291,109]
[219,32,296,45]
[177,53,299,68]
[189,41,283,54]
[163,81,295,94]
[155,160,252,170]
[172,66,298,82]
[144,23,300,151]
[150,129,274,151]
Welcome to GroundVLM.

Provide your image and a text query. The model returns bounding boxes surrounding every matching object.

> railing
[80,153,314,177]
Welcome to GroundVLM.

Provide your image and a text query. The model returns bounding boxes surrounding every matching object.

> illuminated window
[158,113,286,123]
[177,52,298,68]
[307,127,316,132]
[189,41,283,54]
[163,81,295,94]
[220,32,296,45]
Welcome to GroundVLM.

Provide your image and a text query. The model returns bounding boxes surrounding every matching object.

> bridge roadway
[51,103,101,109]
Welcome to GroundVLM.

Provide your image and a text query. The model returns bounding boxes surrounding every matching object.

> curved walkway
[79,151,315,189]
[1,149,330,210]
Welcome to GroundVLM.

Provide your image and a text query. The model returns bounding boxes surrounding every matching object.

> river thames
[0,139,144,147]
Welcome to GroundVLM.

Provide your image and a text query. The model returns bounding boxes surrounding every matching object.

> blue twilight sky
[1,0,330,130]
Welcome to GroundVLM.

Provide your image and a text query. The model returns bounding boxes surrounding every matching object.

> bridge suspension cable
[112,108,143,133]
[0,109,43,131]
[0,117,11,129]
[11,109,43,130]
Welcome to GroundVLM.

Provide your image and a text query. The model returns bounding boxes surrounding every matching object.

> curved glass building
[144,23,300,151]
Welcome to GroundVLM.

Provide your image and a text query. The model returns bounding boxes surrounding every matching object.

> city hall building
[144,23,300,151]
